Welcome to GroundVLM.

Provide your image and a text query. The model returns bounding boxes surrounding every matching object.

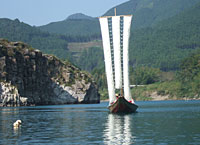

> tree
[131,66,161,85]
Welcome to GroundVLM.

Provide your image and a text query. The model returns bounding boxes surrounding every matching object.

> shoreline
[1,98,199,107]
[100,98,200,102]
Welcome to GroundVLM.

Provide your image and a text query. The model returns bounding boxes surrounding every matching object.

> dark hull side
[108,97,138,113]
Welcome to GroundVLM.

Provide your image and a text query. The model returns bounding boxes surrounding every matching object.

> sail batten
[99,18,116,104]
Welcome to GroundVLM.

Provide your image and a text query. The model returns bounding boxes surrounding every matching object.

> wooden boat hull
[108,97,138,113]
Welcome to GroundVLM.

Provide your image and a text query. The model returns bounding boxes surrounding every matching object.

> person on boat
[110,94,119,105]
[115,94,119,99]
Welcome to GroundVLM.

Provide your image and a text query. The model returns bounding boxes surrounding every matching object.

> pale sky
[0,0,129,26]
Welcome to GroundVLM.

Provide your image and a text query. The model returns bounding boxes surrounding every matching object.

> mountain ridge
[66,13,94,20]
[104,0,200,29]
[38,0,200,35]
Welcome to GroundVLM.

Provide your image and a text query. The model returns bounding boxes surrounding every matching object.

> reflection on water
[103,114,135,145]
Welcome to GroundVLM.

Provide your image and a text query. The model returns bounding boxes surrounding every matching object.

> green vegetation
[131,81,181,101]
[91,50,200,100]
[67,41,102,60]
[0,18,98,62]
[129,2,200,71]
[0,18,72,60]
[92,66,166,100]
[77,47,104,71]
[132,50,200,100]
[75,2,200,73]
[91,67,108,100]
[0,39,35,58]
[177,51,200,97]
[105,0,200,30]
[130,67,161,85]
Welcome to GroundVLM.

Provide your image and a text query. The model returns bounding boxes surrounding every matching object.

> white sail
[112,16,122,89]
[123,16,132,101]
[99,17,116,104]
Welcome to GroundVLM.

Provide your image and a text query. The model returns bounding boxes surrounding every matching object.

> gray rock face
[0,82,20,106]
[0,39,100,106]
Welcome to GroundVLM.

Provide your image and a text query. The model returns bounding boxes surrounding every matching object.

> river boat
[108,96,138,113]
[99,9,138,113]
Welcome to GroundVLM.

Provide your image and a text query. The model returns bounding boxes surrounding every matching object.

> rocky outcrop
[0,39,100,106]
[0,82,20,106]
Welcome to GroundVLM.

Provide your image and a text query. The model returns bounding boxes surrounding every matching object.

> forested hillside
[129,2,200,70]
[131,49,200,101]
[0,18,72,60]
[0,18,98,62]
[78,2,200,71]
[105,0,200,30]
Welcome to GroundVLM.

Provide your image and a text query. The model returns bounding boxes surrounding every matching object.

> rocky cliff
[0,39,100,106]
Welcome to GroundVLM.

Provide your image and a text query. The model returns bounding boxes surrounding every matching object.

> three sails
[99,15,133,105]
